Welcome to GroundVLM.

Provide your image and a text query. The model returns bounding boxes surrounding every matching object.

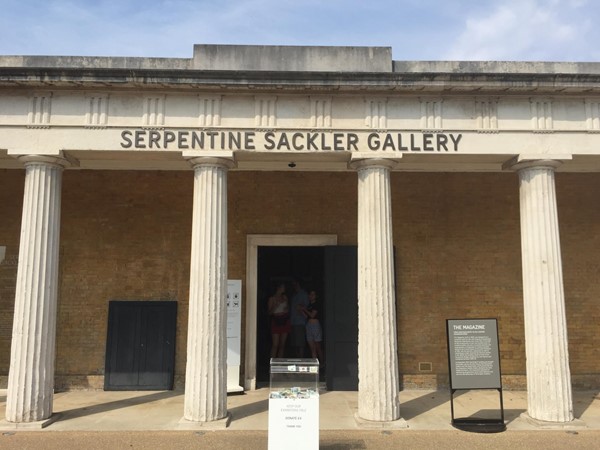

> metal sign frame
[446,318,506,433]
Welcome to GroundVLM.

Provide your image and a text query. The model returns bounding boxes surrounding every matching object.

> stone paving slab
[0,389,598,431]
[2,430,600,450]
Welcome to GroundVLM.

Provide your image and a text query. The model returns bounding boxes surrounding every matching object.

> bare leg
[278,333,288,358]
[315,341,324,364]
[307,340,317,359]
[271,334,280,358]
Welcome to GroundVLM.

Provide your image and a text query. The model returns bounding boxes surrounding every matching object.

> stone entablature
[1,93,600,165]
[1,92,600,133]
[1,45,600,172]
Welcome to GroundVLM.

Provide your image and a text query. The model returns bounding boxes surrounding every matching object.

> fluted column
[353,158,401,422]
[514,159,573,423]
[6,155,69,423]
[184,156,234,422]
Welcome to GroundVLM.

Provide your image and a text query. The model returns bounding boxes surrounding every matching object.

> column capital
[11,151,78,169]
[183,151,236,170]
[349,155,402,171]
[502,155,571,172]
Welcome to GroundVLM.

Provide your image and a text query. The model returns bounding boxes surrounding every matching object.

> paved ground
[1,388,599,448]
[2,430,600,450]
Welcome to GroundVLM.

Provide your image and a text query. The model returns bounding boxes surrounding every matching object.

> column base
[354,412,408,429]
[177,412,231,430]
[519,412,586,429]
[0,413,60,430]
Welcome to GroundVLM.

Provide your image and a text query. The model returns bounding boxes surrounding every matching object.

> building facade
[0,45,599,425]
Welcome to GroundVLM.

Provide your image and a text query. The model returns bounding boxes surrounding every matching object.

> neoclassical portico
[1,45,599,428]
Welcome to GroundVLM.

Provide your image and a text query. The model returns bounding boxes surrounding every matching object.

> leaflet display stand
[226,279,244,393]
[268,358,319,450]
[446,318,506,433]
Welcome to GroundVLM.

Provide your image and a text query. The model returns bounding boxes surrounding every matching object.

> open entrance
[253,242,359,390]
[256,246,325,383]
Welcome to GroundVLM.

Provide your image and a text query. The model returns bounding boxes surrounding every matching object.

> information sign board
[447,318,501,390]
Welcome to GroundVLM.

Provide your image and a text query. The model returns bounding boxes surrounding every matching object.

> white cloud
[0,0,598,61]
[445,0,597,61]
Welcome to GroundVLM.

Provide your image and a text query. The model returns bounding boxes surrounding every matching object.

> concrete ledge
[392,60,600,75]
[193,44,392,72]
[354,412,409,429]
[0,55,191,70]
[177,412,232,430]
[0,413,61,430]
[519,412,587,429]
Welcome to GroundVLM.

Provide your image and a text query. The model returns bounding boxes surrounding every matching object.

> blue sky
[0,0,598,61]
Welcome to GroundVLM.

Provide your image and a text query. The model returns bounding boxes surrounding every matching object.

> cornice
[2,67,600,94]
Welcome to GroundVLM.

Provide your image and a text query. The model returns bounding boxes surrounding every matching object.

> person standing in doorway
[268,283,290,358]
[290,278,309,357]
[303,289,324,364]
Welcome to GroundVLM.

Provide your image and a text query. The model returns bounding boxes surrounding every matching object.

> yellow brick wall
[0,169,598,390]
[392,172,524,387]
[0,169,24,388]
[558,173,600,389]
[55,170,194,389]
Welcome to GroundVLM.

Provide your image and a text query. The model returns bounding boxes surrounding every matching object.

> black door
[104,301,177,390]
[324,246,358,391]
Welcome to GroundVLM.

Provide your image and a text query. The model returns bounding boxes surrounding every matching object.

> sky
[0,0,598,62]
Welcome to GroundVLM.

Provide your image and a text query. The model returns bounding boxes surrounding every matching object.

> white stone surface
[515,160,574,423]
[1,91,600,173]
[6,155,68,422]
[183,156,233,422]
[1,45,600,173]
[354,158,401,422]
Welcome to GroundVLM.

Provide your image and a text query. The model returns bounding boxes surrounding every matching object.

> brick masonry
[0,169,598,390]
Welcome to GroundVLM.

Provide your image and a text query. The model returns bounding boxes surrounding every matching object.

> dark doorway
[104,301,177,390]
[256,245,361,391]
[256,246,325,383]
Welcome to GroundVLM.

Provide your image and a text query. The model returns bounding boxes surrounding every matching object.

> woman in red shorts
[268,283,291,358]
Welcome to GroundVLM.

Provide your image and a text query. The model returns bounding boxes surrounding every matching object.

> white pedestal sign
[227,279,243,393]
[268,396,319,450]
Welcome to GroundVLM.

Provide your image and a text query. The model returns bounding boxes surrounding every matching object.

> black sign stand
[449,388,505,432]
[446,319,506,433]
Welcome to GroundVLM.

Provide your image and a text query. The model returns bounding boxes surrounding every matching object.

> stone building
[0,45,598,425]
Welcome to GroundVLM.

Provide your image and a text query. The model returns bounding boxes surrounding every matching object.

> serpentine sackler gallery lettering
[120,130,463,152]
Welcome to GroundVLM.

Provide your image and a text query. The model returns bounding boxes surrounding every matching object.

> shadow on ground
[229,397,269,421]
[56,391,181,421]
